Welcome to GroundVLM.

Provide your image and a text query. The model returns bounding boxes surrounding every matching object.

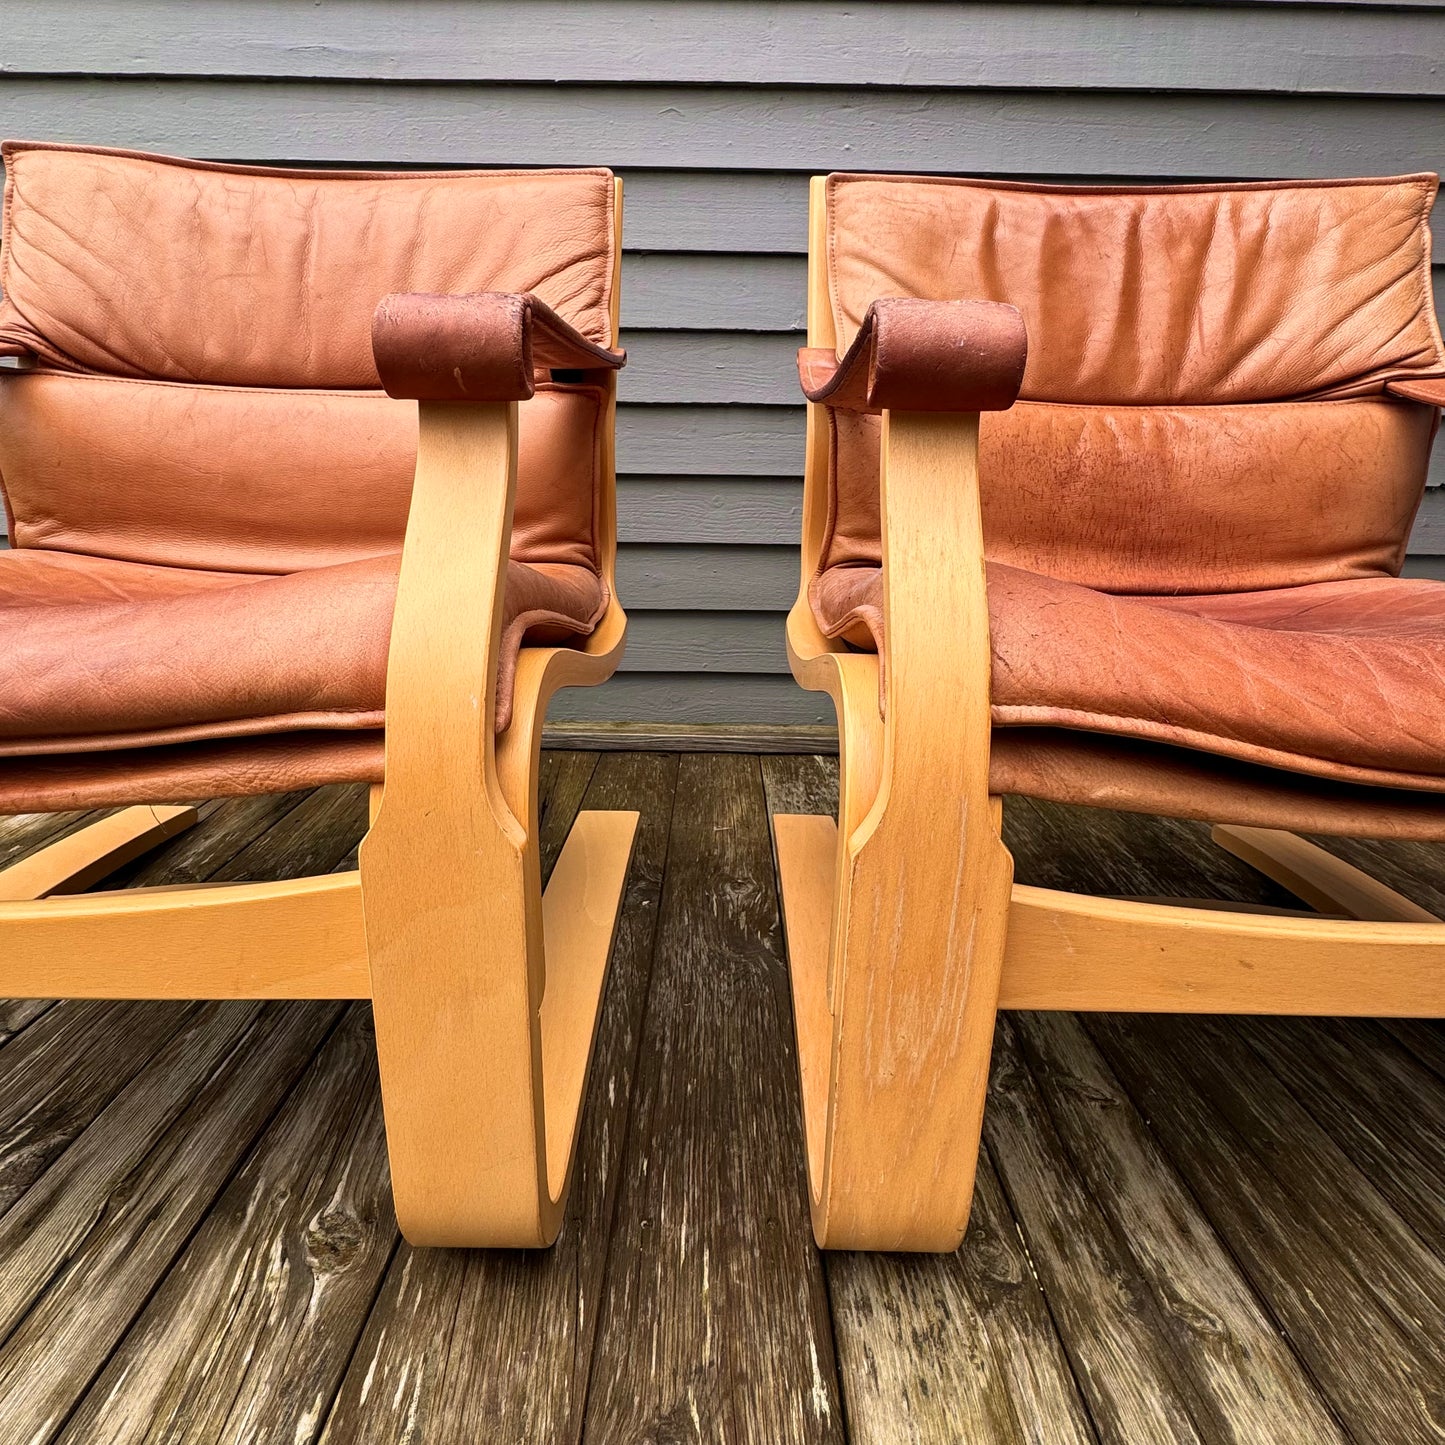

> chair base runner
[0,805,198,902]
[775,808,1445,1249]
[1211,823,1440,923]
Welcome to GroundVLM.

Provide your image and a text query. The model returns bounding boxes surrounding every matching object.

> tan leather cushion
[0,143,616,385]
[0,732,386,815]
[989,731,1445,842]
[825,173,1445,403]
[813,561,1445,792]
[0,372,603,573]
[824,399,1437,593]
[0,548,605,750]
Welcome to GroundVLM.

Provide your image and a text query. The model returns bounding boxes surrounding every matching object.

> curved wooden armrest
[372,290,626,402]
[1388,375,1445,407]
[797,297,1026,414]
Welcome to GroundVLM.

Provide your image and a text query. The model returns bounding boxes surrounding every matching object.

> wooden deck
[1,751,1444,1443]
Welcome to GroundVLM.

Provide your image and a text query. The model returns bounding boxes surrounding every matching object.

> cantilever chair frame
[774,176,1445,1252]
[0,181,637,1250]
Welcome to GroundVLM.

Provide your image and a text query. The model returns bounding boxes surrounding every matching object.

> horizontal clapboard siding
[2,0,1443,726]
[5,2,1444,94]
[2,83,1443,176]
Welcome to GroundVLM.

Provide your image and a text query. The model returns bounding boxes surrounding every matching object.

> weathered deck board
[321,751,676,1445]
[1236,1013,1445,1245]
[0,809,103,870]
[0,1002,337,1442]
[1008,1011,1349,1445]
[59,1006,390,1445]
[827,1144,1099,1445]
[0,997,198,1215]
[1089,1013,1445,1445]
[762,755,1097,1445]
[117,790,314,889]
[0,763,1440,1443]
[986,1013,1213,1443]
[581,753,844,1445]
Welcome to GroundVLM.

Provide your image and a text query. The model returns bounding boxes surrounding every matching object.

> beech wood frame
[776,176,1445,1252]
[0,181,638,1249]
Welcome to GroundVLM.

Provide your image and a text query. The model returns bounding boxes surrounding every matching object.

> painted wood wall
[2,0,1443,726]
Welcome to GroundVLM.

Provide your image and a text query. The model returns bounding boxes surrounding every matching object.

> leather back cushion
[0,143,616,386]
[826,174,1444,404]
[0,372,602,573]
[823,175,1444,591]
[827,400,1438,594]
[0,144,615,571]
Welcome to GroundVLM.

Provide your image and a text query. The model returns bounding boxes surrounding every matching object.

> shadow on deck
[0,751,1442,1443]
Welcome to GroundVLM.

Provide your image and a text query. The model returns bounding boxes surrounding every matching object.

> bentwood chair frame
[774,176,1445,1252]
[0,175,636,1251]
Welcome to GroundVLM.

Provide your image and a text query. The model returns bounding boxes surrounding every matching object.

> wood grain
[107,790,313,889]
[1089,1011,1445,1444]
[1236,1013,1445,1244]
[322,751,677,1445]
[1010,1010,1348,1444]
[984,1014,1211,1443]
[0,998,52,1047]
[58,1006,392,1445]
[0,805,197,901]
[582,753,843,1445]
[826,1138,1094,1445]
[0,1002,338,1441]
[2,771,1445,1441]
[0,997,198,1213]
[0,809,105,871]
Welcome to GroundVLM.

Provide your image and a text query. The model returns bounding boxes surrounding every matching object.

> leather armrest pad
[372,291,626,402]
[1389,376,1445,407]
[799,297,1027,413]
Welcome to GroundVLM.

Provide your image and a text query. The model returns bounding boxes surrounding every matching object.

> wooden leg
[775,798,1012,1253]
[776,412,1015,1252]
[537,809,640,1195]
[355,398,636,1249]
[0,805,197,902]
[773,812,835,1201]
[1211,824,1440,923]
[361,806,637,1247]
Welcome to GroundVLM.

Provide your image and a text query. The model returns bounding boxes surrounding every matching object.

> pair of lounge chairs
[2,142,1444,1252]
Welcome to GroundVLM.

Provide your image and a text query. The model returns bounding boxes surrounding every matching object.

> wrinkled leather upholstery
[825,174,1445,403]
[0,733,387,816]
[815,562,1445,791]
[988,732,1445,842]
[0,143,618,807]
[814,174,1445,834]
[0,547,603,749]
[823,400,1436,593]
[0,372,605,574]
[0,143,616,383]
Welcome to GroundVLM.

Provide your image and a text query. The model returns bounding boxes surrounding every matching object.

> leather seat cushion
[0,730,386,816]
[812,560,1445,791]
[988,729,1445,841]
[0,547,605,753]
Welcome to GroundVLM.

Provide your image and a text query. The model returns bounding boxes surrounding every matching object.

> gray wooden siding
[1,0,1443,726]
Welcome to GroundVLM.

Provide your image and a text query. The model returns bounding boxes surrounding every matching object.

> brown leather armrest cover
[1388,376,1445,406]
[371,291,625,402]
[799,297,1027,413]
